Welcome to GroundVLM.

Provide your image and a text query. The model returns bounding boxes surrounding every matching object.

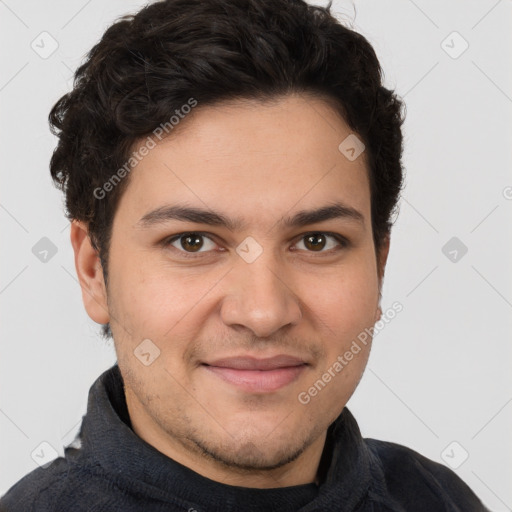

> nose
[220,254,303,338]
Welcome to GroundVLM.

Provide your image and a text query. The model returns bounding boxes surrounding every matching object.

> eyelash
[162,231,349,259]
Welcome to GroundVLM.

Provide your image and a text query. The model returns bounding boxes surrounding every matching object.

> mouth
[201,355,308,393]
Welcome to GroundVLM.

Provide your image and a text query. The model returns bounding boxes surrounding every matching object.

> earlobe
[70,221,110,325]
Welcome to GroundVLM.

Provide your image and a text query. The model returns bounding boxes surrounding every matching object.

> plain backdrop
[1,0,511,509]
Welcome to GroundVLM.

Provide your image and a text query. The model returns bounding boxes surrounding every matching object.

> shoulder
[365,438,489,511]
[0,448,119,512]
[1,454,74,512]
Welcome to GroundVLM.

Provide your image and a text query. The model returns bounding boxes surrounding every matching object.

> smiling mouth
[201,355,308,393]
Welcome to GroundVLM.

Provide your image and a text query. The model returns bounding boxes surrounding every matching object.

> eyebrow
[136,202,365,231]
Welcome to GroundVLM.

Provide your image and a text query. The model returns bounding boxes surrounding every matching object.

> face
[73,93,388,487]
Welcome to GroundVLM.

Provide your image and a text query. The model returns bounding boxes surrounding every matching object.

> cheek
[109,255,221,342]
[109,242,378,340]
[111,250,171,312]
[300,260,379,327]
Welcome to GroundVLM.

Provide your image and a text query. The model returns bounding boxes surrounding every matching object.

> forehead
[116,94,371,228]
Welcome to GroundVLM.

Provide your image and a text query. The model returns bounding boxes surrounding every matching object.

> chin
[195,434,308,472]
[206,413,317,465]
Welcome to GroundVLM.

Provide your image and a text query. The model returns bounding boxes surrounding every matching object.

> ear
[374,234,391,323]
[70,220,110,325]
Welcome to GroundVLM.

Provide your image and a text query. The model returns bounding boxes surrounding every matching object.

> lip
[202,355,308,393]
[205,355,306,370]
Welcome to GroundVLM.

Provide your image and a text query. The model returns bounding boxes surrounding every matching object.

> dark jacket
[0,365,489,511]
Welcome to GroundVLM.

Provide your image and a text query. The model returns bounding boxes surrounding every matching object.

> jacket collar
[78,364,373,511]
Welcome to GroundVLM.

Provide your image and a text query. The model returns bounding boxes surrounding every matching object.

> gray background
[1,0,511,509]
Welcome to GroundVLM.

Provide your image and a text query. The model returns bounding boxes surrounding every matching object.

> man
[1,0,488,510]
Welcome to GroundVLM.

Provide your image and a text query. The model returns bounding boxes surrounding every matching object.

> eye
[293,232,347,253]
[163,231,348,259]
[166,232,218,255]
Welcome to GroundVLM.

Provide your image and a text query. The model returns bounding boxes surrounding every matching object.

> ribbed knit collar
[78,364,373,511]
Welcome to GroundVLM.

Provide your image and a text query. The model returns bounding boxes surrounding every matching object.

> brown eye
[180,234,204,252]
[294,232,347,253]
[167,232,217,255]
[304,233,327,251]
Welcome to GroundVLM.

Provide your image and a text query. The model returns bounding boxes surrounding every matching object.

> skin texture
[71,93,390,489]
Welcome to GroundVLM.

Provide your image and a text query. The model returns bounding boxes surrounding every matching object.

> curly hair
[49,0,406,339]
